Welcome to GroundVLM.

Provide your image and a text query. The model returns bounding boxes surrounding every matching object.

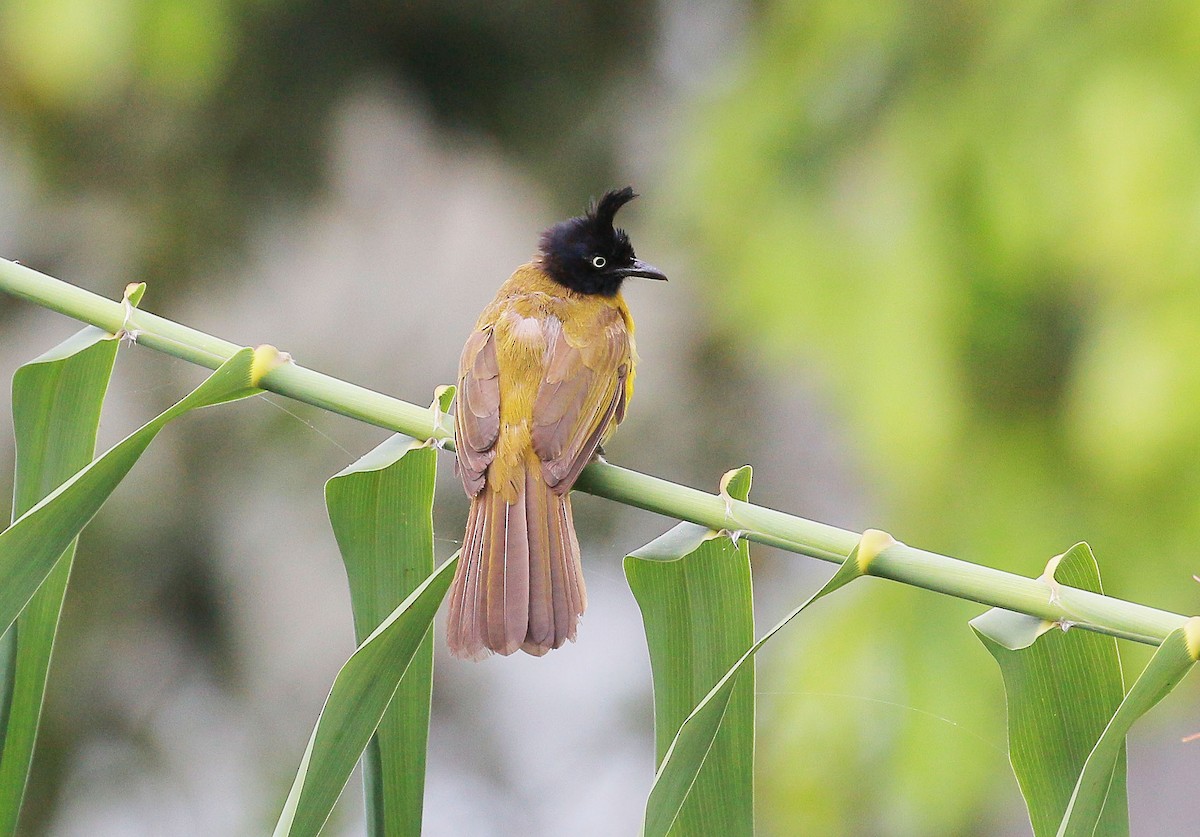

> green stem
[0,257,1189,646]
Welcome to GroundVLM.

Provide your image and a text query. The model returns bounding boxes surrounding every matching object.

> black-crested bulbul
[449,187,666,659]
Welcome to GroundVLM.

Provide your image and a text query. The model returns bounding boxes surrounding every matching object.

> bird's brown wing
[454,326,500,496]
[531,312,630,493]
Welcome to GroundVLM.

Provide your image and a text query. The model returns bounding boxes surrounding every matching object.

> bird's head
[537,187,667,296]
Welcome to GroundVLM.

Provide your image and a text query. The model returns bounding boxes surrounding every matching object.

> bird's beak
[617,259,668,282]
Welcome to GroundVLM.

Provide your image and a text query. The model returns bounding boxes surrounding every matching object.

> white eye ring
[591,255,607,269]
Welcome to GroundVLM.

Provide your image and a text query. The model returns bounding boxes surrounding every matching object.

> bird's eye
[591,255,607,269]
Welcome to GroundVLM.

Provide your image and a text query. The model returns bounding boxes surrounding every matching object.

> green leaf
[972,543,1128,837]
[0,326,119,833]
[272,554,457,837]
[626,482,882,837]
[1055,620,1198,837]
[325,433,438,837]
[625,466,756,837]
[0,347,261,638]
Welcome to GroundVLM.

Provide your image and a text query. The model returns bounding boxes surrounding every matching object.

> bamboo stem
[0,257,1189,646]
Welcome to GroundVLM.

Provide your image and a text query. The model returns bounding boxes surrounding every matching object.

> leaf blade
[971,543,1127,837]
[627,474,876,837]
[0,347,260,637]
[325,434,437,837]
[0,327,119,833]
[1056,621,1197,837]
[272,554,456,837]
[626,489,756,836]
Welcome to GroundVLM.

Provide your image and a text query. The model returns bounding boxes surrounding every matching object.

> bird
[448,187,666,660]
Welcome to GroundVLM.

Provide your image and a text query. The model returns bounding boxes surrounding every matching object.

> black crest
[589,186,638,232]
[537,187,664,296]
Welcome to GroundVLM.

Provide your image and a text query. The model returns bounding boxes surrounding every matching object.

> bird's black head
[537,187,667,296]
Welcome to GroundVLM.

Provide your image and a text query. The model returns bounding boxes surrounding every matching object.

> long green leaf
[1056,619,1198,837]
[272,554,457,837]
[0,326,119,834]
[0,346,261,637]
[325,428,440,836]
[628,512,886,836]
[625,466,756,837]
[971,543,1128,837]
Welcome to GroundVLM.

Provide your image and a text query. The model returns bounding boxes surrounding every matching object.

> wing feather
[531,311,631,493]
[454,327,500,496]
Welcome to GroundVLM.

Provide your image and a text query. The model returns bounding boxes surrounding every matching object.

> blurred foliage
[677,1,1200,834]
[0,0,654,290]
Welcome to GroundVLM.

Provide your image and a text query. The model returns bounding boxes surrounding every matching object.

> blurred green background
[1,1,1198,834]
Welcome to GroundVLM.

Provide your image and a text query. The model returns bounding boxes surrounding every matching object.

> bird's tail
[447,459,586,660]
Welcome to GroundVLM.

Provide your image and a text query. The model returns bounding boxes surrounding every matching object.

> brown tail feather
[447,460,586,660]
[448,498,488,660]
[525,466,555,650]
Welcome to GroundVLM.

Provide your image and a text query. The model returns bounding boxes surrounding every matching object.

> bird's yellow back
[474,264,636,499]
